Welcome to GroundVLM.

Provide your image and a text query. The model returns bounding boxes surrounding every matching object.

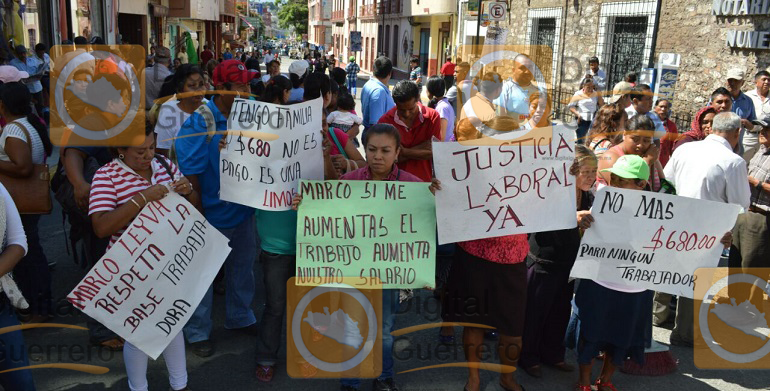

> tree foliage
[276,0,308,35]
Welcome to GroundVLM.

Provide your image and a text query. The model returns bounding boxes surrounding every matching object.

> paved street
[22,59,770,390]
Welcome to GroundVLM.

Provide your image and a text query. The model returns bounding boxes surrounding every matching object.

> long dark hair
[426,75,446,109]
[172,64,205,93]
[0,82,52,156]
[303,72,331,101]
[261,75,292,104]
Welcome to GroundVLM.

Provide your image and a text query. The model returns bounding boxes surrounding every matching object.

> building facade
[309,0,332,49]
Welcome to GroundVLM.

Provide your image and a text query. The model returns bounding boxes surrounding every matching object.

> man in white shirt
[264,50,274,69]
[494,54,547,130]
[588,56,606,91]
[744,70,770,162]
[663,111,751,347]
[625,84,666,141]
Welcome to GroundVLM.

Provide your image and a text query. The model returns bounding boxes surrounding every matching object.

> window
[596,1,659,88]
[28,29,36,48]
[392,25,399,66]
[385,25,391,59]
[525,8,562,88]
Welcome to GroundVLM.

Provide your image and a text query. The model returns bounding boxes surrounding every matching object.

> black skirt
[442,246,527,336]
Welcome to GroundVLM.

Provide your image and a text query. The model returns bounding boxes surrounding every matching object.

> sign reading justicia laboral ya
[713,0,770,49]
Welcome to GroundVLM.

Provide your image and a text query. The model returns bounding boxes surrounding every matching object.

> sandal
[595,378,619,391]
[255,365,275,382]
[298,361,318,378]
[90,337,124,351]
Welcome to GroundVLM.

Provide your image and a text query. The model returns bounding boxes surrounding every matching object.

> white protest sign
[433,127,576,244]
[570,187,742,298]
[67,193,231,359]
[220,97,324,211]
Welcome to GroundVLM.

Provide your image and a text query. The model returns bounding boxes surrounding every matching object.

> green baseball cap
[600,155,650,181]
[349,56,356,62]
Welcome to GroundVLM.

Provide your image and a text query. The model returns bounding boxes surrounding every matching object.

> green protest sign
[296,180,437,289]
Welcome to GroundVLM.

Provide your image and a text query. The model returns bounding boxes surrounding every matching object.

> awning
[240,16,255,29]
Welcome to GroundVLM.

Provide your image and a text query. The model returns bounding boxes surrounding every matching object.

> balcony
[331,10,344,22]
[347,5,356,20]
[169,0,220,20]
[359,4,377,19]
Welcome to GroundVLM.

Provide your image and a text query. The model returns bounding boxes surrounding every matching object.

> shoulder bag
[0,120,51,214]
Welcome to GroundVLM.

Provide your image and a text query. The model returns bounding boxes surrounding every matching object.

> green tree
[276,0,308,35]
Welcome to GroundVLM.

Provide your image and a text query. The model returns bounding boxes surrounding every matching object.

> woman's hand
[218,138,228,152]
[331,154,348,174]
[140,184,170,204]
[720,231,733,249]
[577,210,594,230]
[429,178,442,195]
[172,177,193,196]
[291,193,303,210]
[322,137,332,158]
[643,143,660,164]
[74,182,91,211]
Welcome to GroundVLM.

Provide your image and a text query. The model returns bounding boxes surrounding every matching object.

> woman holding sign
[439,120,528,391]
[89,125,198,391]
[293,123,440,391]
[566,155,654,391]
[597,115,664,191]
[520,145,598,379]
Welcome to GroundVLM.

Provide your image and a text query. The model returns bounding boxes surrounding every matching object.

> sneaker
[373,378,399,391]
[189,340,214,358]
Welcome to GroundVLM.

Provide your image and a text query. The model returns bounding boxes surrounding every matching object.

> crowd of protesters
[0,38,761,391]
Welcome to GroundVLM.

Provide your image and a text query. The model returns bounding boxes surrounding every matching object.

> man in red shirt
[440,57,456,91]
[200,45,214,66]
[378,80,441,182]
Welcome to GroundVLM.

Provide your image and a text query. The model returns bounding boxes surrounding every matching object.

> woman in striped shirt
[88,125,197,391]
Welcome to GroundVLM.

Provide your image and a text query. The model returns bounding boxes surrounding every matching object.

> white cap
[288,60,309,78]
[0,65,28,83]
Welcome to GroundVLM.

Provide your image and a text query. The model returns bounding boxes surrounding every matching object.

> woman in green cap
[566,154,655,391]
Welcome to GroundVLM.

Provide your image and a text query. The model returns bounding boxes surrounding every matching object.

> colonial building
[309,0,332,50]
[493,0,770,124]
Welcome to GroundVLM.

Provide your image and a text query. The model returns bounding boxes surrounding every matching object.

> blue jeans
[576,119,591,145]
[0,298,35,390]
[347,78,357,97]
[340,289,399,388]
[183,215,258,343]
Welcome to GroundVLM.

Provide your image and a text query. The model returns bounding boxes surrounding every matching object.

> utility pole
[475,0,483,57]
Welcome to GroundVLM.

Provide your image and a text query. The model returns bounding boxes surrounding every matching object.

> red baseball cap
[212,59,259,86]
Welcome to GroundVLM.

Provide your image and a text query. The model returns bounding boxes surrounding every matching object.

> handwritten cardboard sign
[432,127,576,244]
[67,193,231,359]
[296,180,437,289]
[570,187,742,298]
[220,98,324,211]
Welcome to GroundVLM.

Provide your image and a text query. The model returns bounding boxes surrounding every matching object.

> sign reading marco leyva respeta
[570,187,742,298]
[67,193,231,359]
[295,180,437,289]
[220,97,324,211]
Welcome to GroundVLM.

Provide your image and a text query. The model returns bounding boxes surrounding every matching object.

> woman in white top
[155,64,207,157]
[0,181,36,390]
[568,76,604,144]
[0,81,53,324]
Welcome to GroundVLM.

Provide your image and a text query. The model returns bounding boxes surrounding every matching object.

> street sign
[350,31,362,52]
[488,1,506,21]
